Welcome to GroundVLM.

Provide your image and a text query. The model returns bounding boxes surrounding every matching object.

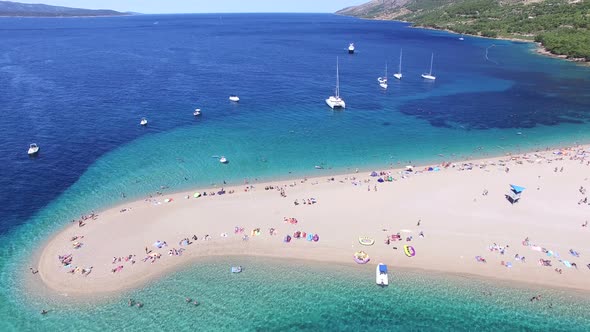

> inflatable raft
[353,251,370,264]
[403,245,416,257]
[359,237,375,246]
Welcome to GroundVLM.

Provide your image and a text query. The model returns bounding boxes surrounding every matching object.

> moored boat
[326,57,345,109]
[27,143,40,155]
[421,53,436,80]
[376,263,389,286]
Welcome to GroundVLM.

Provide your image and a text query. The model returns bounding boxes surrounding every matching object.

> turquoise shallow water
[11,257,590,331]
[1,13,590,330]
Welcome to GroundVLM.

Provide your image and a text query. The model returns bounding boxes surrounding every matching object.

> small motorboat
[229,95,240,102]
[140,118,148,126]
[348,43,355,54]
[219,156,228,164]
[27,143,40,155]
[314,165,324,169]
[353,251,370,264]
[193,108,201,116]
[231,266,242,273]
[376,263,389,286]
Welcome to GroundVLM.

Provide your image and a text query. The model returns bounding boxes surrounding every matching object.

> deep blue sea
[1,14,590,331]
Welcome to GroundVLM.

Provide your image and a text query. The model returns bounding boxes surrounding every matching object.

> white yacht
[378,62,388,89]
[421,53,436,80]
[376,263,389,286]
[140,118,148,126]
[325,57,346,109]
[393,49,403,80]
[229,95,240,102]
[27,143,39,155]
[219,156,228,164]
[193,108,201,116]
[348,43,355,54]
[459,35,465,41]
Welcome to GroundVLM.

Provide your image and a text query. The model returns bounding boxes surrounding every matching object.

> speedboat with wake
[193,108,201,116]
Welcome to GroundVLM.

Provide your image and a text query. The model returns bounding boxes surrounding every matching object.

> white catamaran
[325,57,346,109]
[393,49,403,80]
[421,53,436,80]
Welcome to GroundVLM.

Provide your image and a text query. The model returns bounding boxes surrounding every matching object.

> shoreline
[26,254,590,305]
[412,24,589,65]
[346,14,588,65]
[30,143,590,297]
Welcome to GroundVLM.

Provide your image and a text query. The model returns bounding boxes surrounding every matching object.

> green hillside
[338,0,590,61]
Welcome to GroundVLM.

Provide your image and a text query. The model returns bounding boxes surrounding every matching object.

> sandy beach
[32,145,590,296]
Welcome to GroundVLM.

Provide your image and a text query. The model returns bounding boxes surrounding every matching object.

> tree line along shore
[338,0,590,63]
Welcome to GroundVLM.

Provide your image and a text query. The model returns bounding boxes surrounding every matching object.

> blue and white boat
[376,263,388,286]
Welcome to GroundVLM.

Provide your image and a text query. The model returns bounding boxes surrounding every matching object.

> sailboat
[378,63,388,89]
[393,49,403,80]
[325,57,346,109]
[421,53,436,80]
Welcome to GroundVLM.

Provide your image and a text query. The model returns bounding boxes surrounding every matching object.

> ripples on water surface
[16,258,590,331]
[1,14,590,331]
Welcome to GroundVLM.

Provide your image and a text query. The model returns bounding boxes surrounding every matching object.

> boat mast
[336,57,340,98]
[399,49,403,74]
[429,53,434,75]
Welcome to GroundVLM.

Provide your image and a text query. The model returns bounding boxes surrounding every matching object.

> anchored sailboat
[378,62,388,89]
[325,57,346,109]
[421,53,436,80]
[393,49,402,80]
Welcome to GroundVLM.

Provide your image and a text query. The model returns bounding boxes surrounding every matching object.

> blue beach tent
[510,184,526,193]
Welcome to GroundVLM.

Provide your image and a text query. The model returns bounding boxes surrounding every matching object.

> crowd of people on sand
[476,236,590,273]
[71,212,98,227]
[112,254,136,265]
[49,145,590,295]
[293,198,317,206]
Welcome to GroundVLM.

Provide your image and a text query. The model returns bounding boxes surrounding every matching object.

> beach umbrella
[193,192,201,198]
[370,171,378,177]
[378,178,384,183]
